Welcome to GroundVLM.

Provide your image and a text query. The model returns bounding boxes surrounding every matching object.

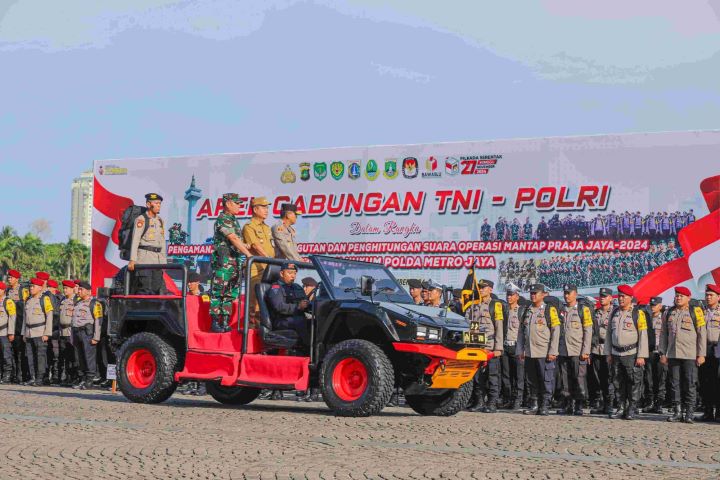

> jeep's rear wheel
[405,380,474,416]
[320,339,394,417]
[117,332,178,404]
[206,383,261,405]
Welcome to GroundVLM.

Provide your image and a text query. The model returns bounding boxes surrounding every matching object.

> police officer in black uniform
[267,264,310,346]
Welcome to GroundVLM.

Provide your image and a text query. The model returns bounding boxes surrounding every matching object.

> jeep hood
[377,301,468,328]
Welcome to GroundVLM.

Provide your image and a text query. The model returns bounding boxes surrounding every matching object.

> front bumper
[392,342,494,390]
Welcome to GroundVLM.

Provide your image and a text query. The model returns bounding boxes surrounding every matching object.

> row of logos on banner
[279,155,502,183]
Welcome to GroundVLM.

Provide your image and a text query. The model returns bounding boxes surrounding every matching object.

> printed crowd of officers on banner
[480,210,695,242]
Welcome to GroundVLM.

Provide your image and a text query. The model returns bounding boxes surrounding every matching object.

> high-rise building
[70,170,93,247]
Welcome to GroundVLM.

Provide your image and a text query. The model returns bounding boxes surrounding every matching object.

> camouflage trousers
[209,257,241,324]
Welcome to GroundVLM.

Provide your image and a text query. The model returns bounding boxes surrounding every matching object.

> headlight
[416,326,441,341]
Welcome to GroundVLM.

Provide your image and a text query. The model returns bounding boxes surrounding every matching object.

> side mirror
[360,275,375,297]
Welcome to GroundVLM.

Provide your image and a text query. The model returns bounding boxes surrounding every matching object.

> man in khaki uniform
[58,280,78,386]
[22,278,53,386]
[0,282,17,384]
[5,269,29,383]
[465,279,504,413]
[517,283,560,416]
[557,284,593,416]
[642,296,668,414]
[589,287,614,414]
[502,285,527,411]
[242,196,275,317]
[71,281,103,390]
[272,203,302,261]
[128,193,167,294]
[605,284,648,420]
[660,286,706,423]
[700,284,720,421]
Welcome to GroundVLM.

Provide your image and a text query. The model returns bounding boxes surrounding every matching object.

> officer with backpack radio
[118,193,167,294]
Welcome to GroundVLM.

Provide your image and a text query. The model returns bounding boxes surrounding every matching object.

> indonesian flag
[634,175,720,303]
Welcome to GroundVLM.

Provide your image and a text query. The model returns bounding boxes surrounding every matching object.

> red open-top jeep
[103,256,492,417]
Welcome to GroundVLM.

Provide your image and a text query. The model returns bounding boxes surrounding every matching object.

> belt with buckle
[612,344,637,353]
[504,341,517,347]
[139,245,162,253]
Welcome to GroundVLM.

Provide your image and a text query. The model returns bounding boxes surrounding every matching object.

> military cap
[280,203,299,215]
[35,271,50,281]
[7,269,20,279]
[62,280,76,288]
[563,284,578,293]
[30,278,44,287]
[506,285,520,295]
[599,287,613,297]
[407,279,422,289]
[674,286,691,297]
[617,284,634,297]
[145,193,163,202]
[478,279,494,288]
[529,283,546,293]
[301,277,318,288]
[77,280,91,290]
[251,196,271,207]
[421,281,430,290]
[425,279,443,291]
[222,193,240,203]
[0,281,5,290]
[706,284,720,295]
[281,263,298,272]
[47,279,58,289]
[187,272,201,283]
[649,296,663,306]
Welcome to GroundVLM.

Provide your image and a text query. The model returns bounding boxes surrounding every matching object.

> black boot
[210,318,225,333]
[537,397,550,416]
[557,399,574,415]
[512,398,523,411]
[467,392,485,412]
[0,369,11,384]
[482,401,498,413]
[573,401,584,416]
[641,400,656,414]
[683,406,695,424]
[72,376,87,390]
[649,398,664,414]
[700,406,714,422]
[270,390,283,400]
[609,405,624,419]
[23,376,36,386]
[523,398,538,415]
[667,404,682,422]
[308,388,321,402]
[590,399,605,415]
[624,403,638,420]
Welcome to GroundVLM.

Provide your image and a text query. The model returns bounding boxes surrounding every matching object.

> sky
[1,0,719,243]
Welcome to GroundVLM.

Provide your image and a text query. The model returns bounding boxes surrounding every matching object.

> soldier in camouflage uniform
[209,193,253,333]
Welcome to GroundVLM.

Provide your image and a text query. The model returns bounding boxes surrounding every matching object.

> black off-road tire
[405,380,474,416]
[320,339,395,417]
[205,383,262,405]
[117,332,178,404]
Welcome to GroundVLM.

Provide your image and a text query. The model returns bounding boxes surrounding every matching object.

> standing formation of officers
[0,271,107,390]
[444,278,720,423]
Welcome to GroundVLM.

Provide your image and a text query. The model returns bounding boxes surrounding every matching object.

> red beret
[0,281,6,290]
[47,279,58,288]
[30,278,44,287]
[74,279,82,286]
[62,280,76,289]
[617,284,634,297]
[675,286,691,297]
[706,284,720,295]
[35,272,50,281]
[7,270,21,279]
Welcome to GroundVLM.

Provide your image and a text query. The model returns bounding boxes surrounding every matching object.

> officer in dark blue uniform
[267,264,310,346]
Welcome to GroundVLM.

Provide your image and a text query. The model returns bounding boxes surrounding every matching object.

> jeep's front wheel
[117,332,178,404]
[405,380,474,416]
[206,383,261,405]
[320,339,394,417]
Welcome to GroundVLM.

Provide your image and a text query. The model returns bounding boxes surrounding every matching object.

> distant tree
[29,218,52,241]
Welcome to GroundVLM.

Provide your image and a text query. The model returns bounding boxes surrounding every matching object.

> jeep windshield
[312,256,414,304]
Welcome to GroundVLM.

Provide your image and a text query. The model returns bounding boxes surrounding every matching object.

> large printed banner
[93,131,720,302]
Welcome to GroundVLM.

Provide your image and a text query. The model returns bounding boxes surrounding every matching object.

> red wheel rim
[126,348,156,389]
[332,358,368,401]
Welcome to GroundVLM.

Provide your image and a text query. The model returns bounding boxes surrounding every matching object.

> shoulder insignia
[582,307,593,327]
[549,307,560,327]
[494,301,504,321]
[277,225,284,232]
[93,302,103,319]
[694,307,706,328]
[22,290,29,301]
[6,300,16,316]
[43,295,54,312]
[637,310,647,330]
[201,294,211,303]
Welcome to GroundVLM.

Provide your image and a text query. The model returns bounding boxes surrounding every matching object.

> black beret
[281,203,298,214]
[599,287,613,297]
[188,272,201,283]
[478,279,494,288]
[407,279,422,289]
[145,193,163,202]
[563,284,578,292]
[649,296,663,306]
[77,281,91,290]
[529,283,546,293]
[301,277,318,287]
[281,263,298,272]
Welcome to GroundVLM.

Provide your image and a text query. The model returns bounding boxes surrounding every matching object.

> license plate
[463,332,485,344]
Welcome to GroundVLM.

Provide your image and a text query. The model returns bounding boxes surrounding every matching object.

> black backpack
[118,205,148,261]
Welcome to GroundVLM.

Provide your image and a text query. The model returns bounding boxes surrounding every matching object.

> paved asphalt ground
[0,385,719,480]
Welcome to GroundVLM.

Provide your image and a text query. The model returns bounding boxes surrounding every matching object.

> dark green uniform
[209,210,246,331]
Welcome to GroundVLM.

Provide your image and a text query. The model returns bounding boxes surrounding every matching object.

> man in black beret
[407,279,423,305]
[272,203,302,261]
[129,193,167,294]
[642,296,667,413]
